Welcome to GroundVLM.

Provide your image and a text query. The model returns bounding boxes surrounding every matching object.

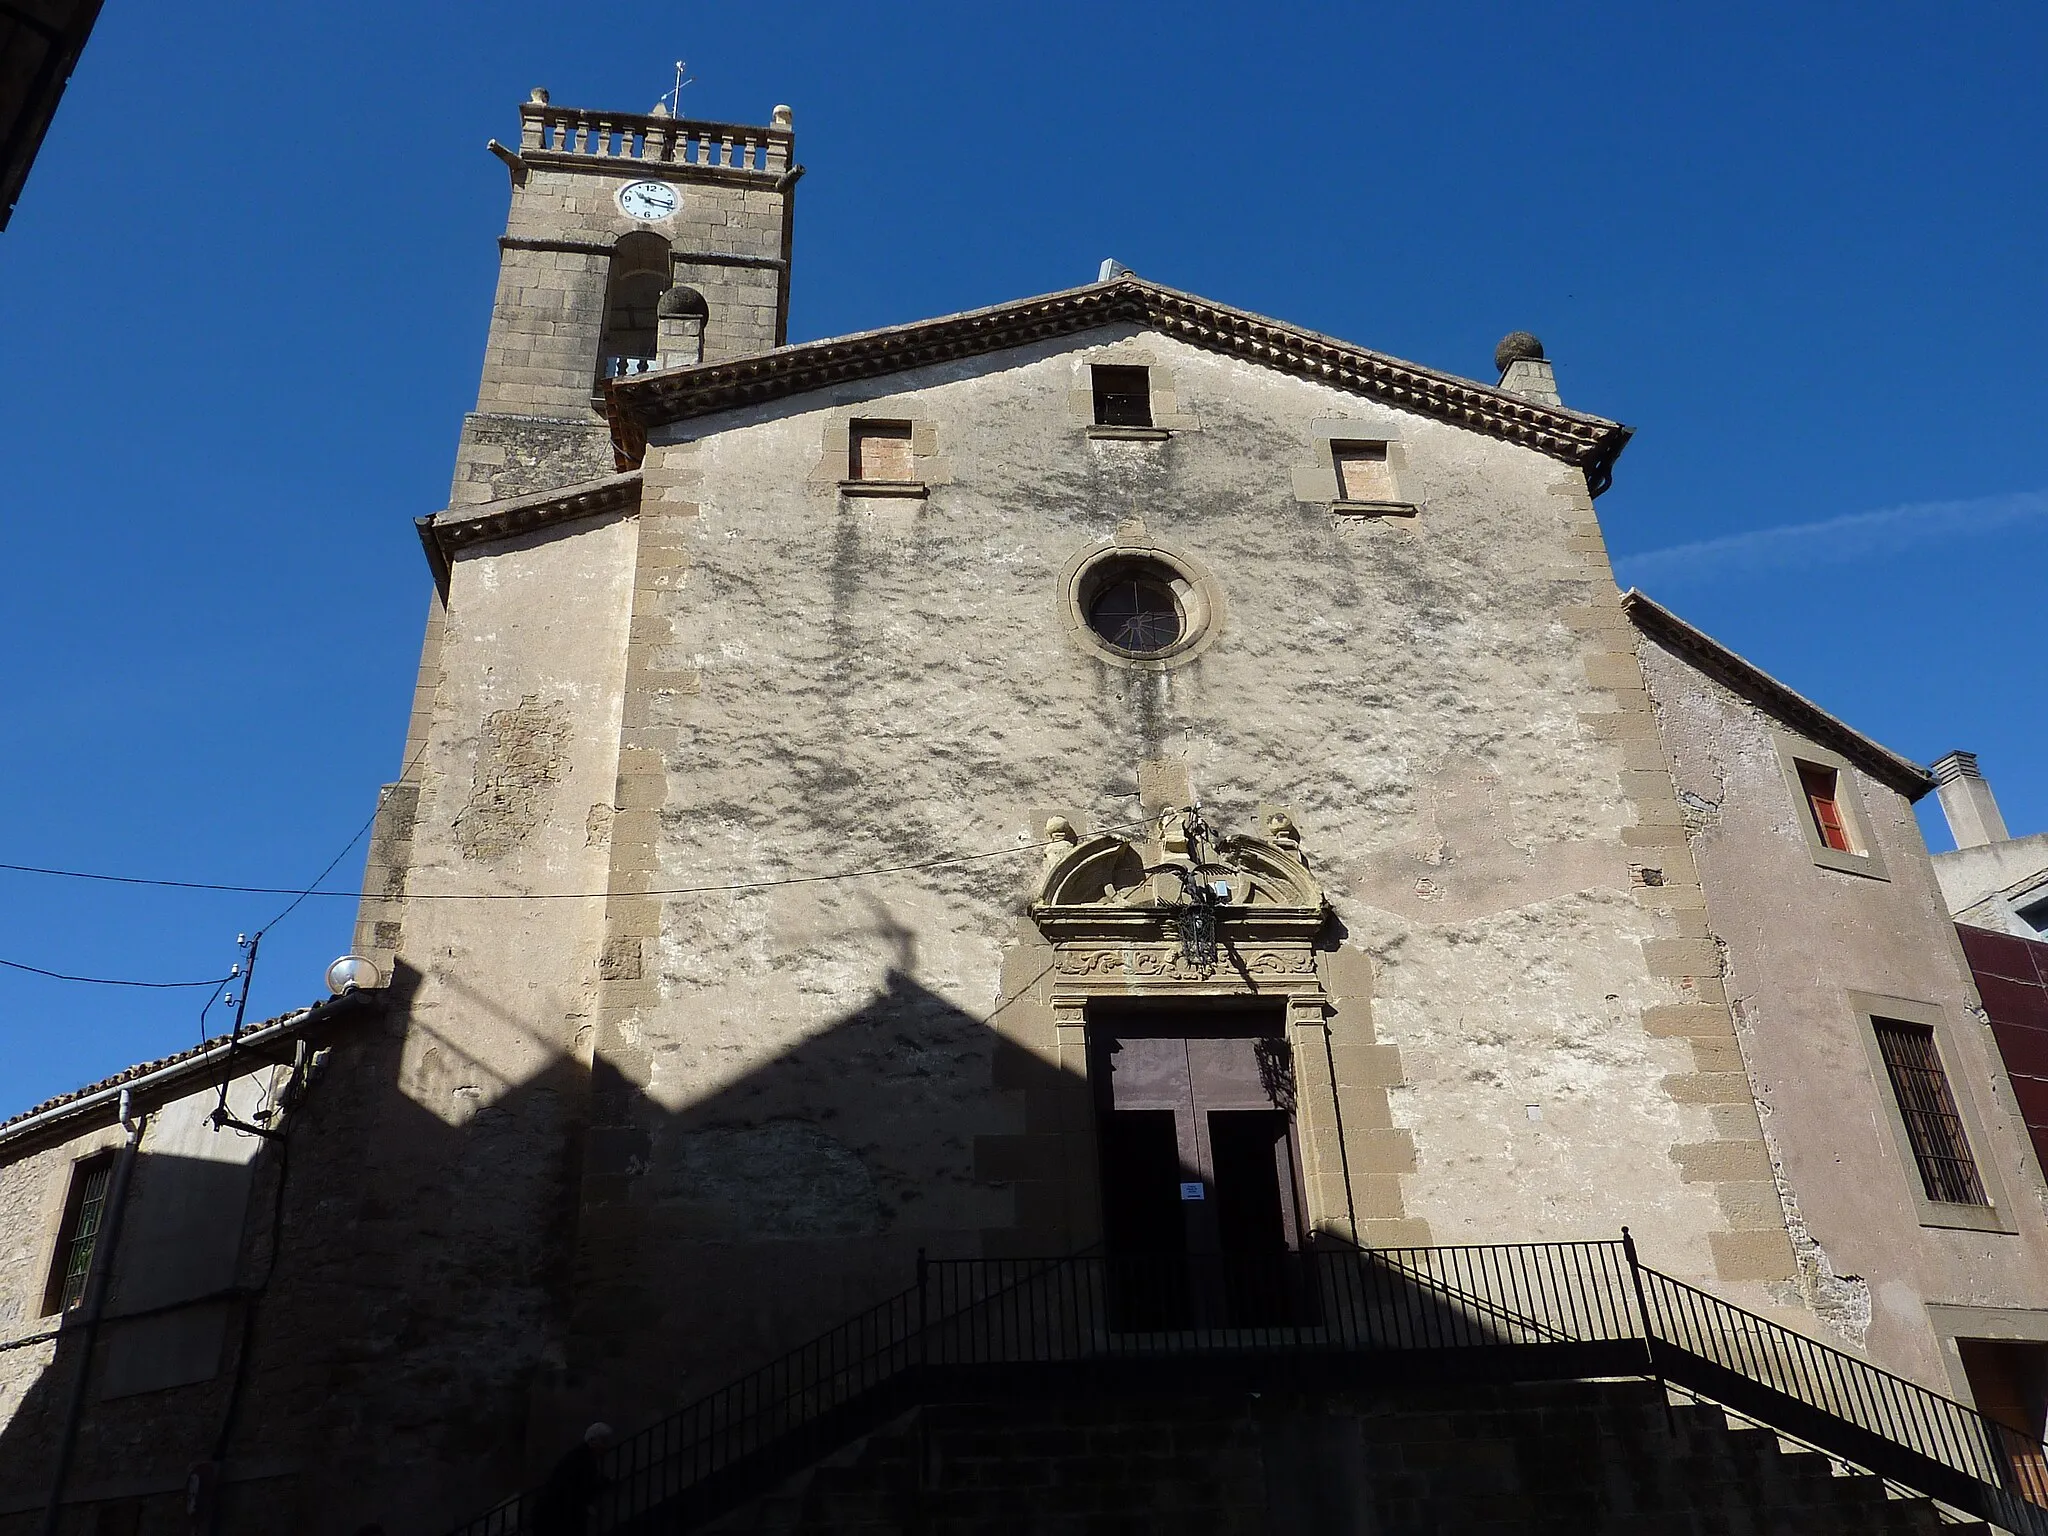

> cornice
[603,277,1632,489]
[518,150,785,191]
[418,471,644,594]
[499,236,785,271]
[1623,589,1935,801]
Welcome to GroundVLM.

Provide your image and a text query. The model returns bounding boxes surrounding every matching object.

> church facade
[3,90,2048,1533]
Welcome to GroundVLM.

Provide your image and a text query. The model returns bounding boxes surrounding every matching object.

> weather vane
[665,60,694,118]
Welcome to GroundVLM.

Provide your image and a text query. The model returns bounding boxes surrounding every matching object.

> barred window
[43,1154,113,1315]
[1874,1018,1989,1206]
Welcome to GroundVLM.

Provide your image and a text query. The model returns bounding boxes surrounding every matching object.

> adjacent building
[1933,752,2048,940]
[0,0,104,231]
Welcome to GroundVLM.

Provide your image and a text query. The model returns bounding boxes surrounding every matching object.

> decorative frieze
[1052,944,1318,981]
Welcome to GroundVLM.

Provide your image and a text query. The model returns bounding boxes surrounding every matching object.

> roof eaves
[604,277,1631,485]
[1623,589,1935,801]
[0,994,367,1153]
[420,471,645,589]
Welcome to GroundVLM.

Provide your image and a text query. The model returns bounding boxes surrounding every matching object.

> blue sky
[1,1,2042,1112]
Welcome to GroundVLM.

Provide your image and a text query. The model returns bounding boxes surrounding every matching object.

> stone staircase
[711,1378,2000,1535]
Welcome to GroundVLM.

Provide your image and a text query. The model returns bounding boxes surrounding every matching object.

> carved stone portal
[1030,808,1351,1242]
[1030,809,1329,1000]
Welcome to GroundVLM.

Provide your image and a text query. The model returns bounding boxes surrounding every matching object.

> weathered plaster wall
[534,326,1789,1434]
[1637,633,2048,1391]
[260,511,641,1523]
[0,1068,294,1530]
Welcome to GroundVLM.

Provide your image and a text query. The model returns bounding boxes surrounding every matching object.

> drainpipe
[40,1091,147,1536]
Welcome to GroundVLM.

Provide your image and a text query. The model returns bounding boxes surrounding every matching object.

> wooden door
[1960,1339,2048,1506]
[1091,1010,1306,1326]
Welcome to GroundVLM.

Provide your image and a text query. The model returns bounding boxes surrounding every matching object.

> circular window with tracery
[1088,573,1183,655]
[1064,545,1221,667]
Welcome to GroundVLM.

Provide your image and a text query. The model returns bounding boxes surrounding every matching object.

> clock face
[617,180,679,221]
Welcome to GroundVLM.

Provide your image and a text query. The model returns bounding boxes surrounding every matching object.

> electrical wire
[196,975,232,1047]
[0,817,1154,905]
[0,957,235,989]
[257,744,429,932]
[0,808,1151,990]
[1,748,432,996]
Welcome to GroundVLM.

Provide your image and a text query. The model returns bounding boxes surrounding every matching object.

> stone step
[707,1379,2014,1535]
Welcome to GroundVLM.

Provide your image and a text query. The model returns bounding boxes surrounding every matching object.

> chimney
[1495,331,1560,405]
[1933,750,2010,849]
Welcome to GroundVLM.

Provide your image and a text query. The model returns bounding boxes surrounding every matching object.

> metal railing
[1633,1259,2048,1533]
[446,1233,2048,1536]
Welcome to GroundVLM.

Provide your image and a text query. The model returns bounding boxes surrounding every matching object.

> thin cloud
[1612,490,2048,587]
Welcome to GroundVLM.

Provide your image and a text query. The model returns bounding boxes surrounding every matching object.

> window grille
[1873,1018,1989,1206]
[49,1157,112,1313]
[1091,365,1152,427]
[1798,762,1854,853]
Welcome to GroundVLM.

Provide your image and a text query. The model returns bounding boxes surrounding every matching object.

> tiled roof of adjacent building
[1624,589,1935,800]
[0,994,364,1149]
[603,275,1634,490]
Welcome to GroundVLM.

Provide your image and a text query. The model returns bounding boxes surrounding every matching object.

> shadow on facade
[0,928,1103,1535]
[0,908,1415,1535]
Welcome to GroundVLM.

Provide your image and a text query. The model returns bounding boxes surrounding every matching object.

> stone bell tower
[450,88,800,509]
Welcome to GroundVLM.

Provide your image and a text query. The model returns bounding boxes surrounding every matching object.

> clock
[617,180,679,221]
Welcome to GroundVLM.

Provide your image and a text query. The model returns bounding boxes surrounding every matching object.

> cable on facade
[0,812,1154,990]
[256,744,430,933]
[0,816,1156,906]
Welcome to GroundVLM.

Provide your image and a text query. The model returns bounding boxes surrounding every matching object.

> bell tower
[450,88,800,508]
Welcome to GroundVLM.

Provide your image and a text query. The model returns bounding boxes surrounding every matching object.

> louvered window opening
[1875,1019,1989,1206]
[56,1162,111,1311]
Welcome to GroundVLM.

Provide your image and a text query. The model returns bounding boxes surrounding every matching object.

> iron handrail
[443,1236,2048,1536]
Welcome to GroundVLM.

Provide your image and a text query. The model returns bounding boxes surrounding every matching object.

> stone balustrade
[518,100,792,174]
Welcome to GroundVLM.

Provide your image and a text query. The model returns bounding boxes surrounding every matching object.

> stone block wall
[450,128,795,508]
[722,1380,1984,1536]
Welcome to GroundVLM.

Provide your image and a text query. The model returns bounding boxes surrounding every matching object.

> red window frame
[1798,762,1854,853]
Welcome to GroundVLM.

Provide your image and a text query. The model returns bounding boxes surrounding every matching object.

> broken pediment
[1030,810,1327,949]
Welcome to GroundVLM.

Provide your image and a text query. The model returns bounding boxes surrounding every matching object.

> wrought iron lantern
[1150,861,1231,971]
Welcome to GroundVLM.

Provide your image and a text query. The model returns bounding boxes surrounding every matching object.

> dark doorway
[1210,1109,1296,1324]
[1090,1004,1309,1327]
[1959,1339,2048,1506]
[1097,1108,1192,1328]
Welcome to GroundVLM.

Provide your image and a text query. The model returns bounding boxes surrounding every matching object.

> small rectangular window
[849,421,914,482]
[1092,366,1152,427]
[1332,441,1395,502]
[1798,761,1856,853]
[1874,1018,1989,1206]
[43,1154,114,1315]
